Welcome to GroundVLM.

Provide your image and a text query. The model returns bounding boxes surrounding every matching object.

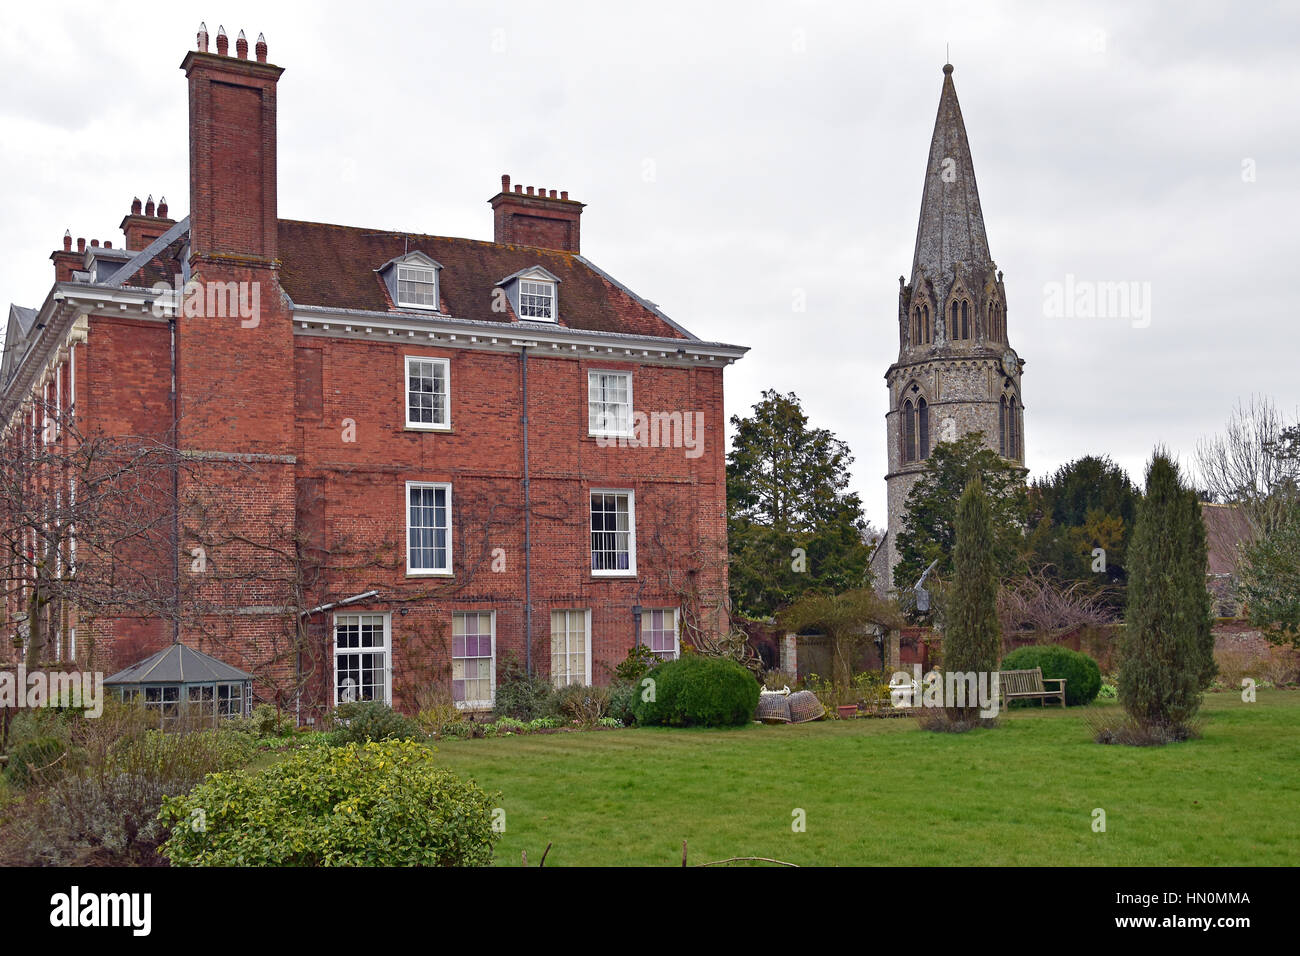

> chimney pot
[90,239,99,248]
[158,197,168,218]
[145,195,155,217]
[236,29,248,60]
[501,174,511,193]
[198,22,209,52]
[526,186,534,196]
[104,241,111,248]
[77,238,86,253]
[216,25,228,56]
[549,189,558,198]
[63,231,72,251]
[514,185,523,194]
[255,32,267,62]
[131,196,142,215]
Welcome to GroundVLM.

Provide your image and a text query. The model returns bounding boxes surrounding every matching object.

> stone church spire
[911,63,993,282]
[879,62,1024,593]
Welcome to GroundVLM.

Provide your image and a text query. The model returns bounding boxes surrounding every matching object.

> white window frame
[395,263,439,310]
[68,627,76,662]
[333,611,393,706]
[549,608,592,687]
[590,488,636,577]
[518,278,557,322]
[404,355,451,431]
[641,607,681,661]
[587,369,633,438]
[451,610,496,710]
[405,481,454,576]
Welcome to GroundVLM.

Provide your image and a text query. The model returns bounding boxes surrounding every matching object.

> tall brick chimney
[490,174,585,253]
[181,28,284,262]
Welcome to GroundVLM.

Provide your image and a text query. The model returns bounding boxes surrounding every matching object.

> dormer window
[379,251,443,312]
[497,266,561,323]
[398,265,437,308]
[519,279,555,320]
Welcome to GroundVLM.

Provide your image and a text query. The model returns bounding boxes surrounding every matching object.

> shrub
[415,685,465,736]
[251,703,296,738]
[613,644,658,685]
[4,736,69,788]
[1,726,256,866]
[1000,645,1102,706]
[632,656,760,727]
[608,682,638,726]
[493,656,556,721]
[553,684,610,725]
[158,739,499,866]
[330,701,425,745]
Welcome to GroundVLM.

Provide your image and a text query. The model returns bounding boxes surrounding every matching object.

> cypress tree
[1119,453,1205,731]
[944,476,1002,721]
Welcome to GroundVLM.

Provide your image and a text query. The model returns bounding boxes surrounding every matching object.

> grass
[429,690,1300,866]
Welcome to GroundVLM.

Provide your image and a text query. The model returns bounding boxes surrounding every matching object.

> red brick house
[0,26,745,723]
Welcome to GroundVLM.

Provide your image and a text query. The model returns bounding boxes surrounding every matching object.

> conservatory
[103,642,253,726]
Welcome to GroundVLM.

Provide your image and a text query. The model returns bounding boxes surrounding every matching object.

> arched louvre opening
[902,399,916,463]
[918,398,929,458]
[921,304,931,344]
[999,395,1008,456]
[960,300,970,339]
[1008,396,1020,460]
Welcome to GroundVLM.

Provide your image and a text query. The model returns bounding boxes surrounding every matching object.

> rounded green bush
[1000,645,1102,706]
[330,700,425,745]
[632,656,760,727]
[159,739,499,866]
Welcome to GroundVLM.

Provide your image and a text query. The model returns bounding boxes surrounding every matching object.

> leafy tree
[1119,452,1213,733]
[893,433,1028,598]
[1025,455,1140,612]
[943,477,1002,720]
[727,390,873,617]
[1237,502,1300,648]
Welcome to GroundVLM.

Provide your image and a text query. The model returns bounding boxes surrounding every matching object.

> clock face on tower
[1001,350,1017,376]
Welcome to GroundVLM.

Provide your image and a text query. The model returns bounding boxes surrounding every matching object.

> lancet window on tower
[911,302,932,347]
[902,390,930,463]
[948,294,972,342]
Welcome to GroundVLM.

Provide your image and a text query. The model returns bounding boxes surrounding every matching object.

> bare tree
[1196,396,1300,540]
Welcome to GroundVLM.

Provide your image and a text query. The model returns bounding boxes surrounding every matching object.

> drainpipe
[516,342,535,676]
[169,316,180,645]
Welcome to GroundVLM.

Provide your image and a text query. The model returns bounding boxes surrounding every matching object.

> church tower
[883,63,1024,588]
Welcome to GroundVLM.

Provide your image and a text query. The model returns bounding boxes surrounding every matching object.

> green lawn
[431,691,1300,866]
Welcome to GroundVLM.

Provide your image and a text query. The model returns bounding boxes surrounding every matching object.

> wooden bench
[1000,667,1066,708]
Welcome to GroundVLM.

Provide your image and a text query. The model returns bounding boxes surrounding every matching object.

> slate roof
[276,219,692,339]
[912,64,994,281]
[103,642,253,685]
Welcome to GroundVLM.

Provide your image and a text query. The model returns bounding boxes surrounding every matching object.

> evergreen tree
[943,476,1002,720]
[1119,452,1210,731]
[727,390,873,618]
[893,433,1028,598]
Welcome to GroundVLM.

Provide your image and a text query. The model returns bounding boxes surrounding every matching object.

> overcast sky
[2,0,1297,524]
